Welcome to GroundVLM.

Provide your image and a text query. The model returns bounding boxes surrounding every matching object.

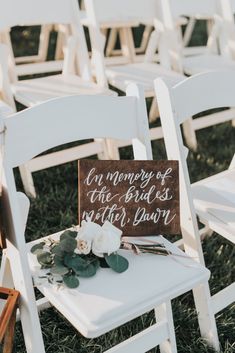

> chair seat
[183,54,235,76]
[192,168,235,243]
[0,100,14,117]
[12,74,115,107]
[105,63,185,97]
[27,233,209,338]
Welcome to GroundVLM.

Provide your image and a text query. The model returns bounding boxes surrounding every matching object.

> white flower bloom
[92,221,122,257]
[76,239,92,255]
[78,218,102,241]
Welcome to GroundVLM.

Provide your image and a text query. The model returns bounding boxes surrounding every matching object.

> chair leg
[0,252,13,288]
[155,301,177,353]
[149,98,159,123]
[19,165,36,198]
[106,28,118,57]
[105,139,120,160]
[199,224,214,240]
[193,282,220,352]
[182,118,197,151]
[55,31,65,61]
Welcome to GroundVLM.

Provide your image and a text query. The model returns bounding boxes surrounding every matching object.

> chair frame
[155,0,235,149]
[0,0,117,198]
[0,85,219,352]
[155,70,235,330]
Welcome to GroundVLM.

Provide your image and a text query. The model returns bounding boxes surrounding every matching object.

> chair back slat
[2,88,152,168]
[0,0,80,30]
[167,71,235,124]
[169,0,218,18]
[85,0,158,24]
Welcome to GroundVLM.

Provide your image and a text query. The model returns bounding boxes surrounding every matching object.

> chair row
[0,70,234,353]
[1,0,235,198]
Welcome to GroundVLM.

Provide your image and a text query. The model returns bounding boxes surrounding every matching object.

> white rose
[75,239,91,255]
[92,221,122,257]
[78,218,102,241]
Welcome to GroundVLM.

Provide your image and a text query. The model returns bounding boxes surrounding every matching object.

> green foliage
[63,274,79,289]
[105,253,129,273]
[30,242,45,254]
[31,230,128,289]
[37,252,53,267]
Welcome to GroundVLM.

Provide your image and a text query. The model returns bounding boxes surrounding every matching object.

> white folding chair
[0,0,116,198]
[156,0,235,150]
[84,0,197,152]
[0,0,113,109]
[0,25,62,77]
[0,86,218,352]
[155,70,235,335]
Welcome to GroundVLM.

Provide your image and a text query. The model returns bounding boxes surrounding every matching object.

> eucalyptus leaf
[65,255,87,272]
[51,245,64,257]
[54,255,64,267]
[51,265,69,276]
[104,253,129,273]
[63,274,79,289]
[60,230,78,241]
[31,242,45,254]
[37,252,52,266]
[75,264,97,278]
[60,237,77,254]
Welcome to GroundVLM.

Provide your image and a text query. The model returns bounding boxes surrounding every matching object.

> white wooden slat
[171,71,235,124]
[4,95,140,168]
[26,142,104,172]
[170,0,217,18]
[105,63,184,95]
[191,108,235,130]
[212,283,235,314]
[0,0,81,30]
[105,322,169,353]
[12,74,114,108]
[85,0,158,25]
[15,55,44,64]
[182,54,235,77]
[15,60,64,76]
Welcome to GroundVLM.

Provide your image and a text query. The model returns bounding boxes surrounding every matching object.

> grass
[1,20,235,353]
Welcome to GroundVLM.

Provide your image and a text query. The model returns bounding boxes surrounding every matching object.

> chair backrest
[169,0,217,18]
[1,83,152,243]
[0,0,91,81]
[157,0,229,71]
[85,0,158,24]
[0,0,80,30]
[84,0,161,86]
[154,70,235,262]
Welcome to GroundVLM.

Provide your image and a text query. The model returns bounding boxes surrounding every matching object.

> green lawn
[2,20,235,353]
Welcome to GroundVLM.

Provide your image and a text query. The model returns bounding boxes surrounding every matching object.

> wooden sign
[78,160,180,236]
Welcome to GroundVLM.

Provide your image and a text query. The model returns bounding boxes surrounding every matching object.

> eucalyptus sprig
[31,227,129,289]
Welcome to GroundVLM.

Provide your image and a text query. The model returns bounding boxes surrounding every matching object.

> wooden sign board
[78,160,180,236]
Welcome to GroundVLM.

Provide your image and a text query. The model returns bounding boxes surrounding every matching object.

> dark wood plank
[79,160,180,236]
